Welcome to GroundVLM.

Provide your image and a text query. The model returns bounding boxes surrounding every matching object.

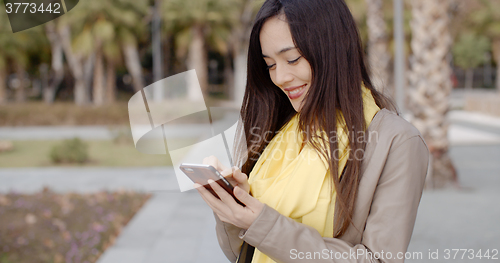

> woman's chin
[291,103,302,112]
[289,99,305,112]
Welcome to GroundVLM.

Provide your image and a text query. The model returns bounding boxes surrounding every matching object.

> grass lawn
[0,139,197,168]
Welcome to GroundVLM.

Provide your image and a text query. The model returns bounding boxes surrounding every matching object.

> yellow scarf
[247,86,380,263]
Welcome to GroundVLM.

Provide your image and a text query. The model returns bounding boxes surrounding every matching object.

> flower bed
[0,188,151,263]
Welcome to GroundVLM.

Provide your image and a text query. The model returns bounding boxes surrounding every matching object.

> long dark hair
[235,0,397,238]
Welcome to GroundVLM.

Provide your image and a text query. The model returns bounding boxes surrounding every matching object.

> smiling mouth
[286,84,307,99]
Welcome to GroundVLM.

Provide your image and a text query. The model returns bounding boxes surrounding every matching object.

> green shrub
[108,126,133,145]
[50,138,89,164]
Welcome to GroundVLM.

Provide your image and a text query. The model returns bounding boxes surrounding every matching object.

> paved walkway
[1,110,500,262]
[0,167,178,194]
[96,191,225,263]
[407,144,500,262]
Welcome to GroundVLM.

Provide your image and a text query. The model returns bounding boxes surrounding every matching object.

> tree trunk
[224,51,234,100]
[365,0,392,96]
[44,21,64,104]
[59,25,88,105]
[164,34,172,77]
[187,24,207,101]
[465,68,473,90]
[15,66,26,103]
[123,43,144,93]
[83,53,94,98]
[229,0,254,105]
[233,47,247,105]
[93,47,105,105]
[0,68,6,103]
[40,64,50,102]
[105,60,116,103]
[492,39,500,92]
[163,34,174,98]
[496,57,500,92]
[408,0,457,188]
[483,51,493,87]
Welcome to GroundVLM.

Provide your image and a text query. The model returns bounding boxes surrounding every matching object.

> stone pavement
[1,110,500,262]
[96,191,225,263]
[0,167,178,194]
[407,144,500,263]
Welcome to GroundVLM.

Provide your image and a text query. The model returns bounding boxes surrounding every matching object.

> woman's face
[260,16,312,112]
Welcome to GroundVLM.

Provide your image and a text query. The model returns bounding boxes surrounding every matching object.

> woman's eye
[266,64,276,70]
[288,56,302,64]
[265,56,301,70]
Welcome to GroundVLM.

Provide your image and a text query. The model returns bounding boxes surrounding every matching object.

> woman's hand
[197,156,264,229]
[202,155,250,194]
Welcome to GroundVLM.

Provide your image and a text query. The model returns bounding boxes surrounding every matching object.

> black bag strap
[236,242,255,263]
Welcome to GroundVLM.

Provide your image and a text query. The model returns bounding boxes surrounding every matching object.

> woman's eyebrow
[262,46,297,58]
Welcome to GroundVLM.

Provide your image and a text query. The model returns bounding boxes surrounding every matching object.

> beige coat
[215,108,430,262]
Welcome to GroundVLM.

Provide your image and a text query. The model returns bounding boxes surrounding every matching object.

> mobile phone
[180,163,244,206]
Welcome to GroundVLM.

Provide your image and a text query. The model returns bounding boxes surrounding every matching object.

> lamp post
[394,0,405,115]
[152,0,163,102]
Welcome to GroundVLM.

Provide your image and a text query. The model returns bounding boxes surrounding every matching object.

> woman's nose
[273,64,294,86]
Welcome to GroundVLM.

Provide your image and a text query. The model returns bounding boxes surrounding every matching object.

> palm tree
[226,0,262,104]
[346,0,369,42]
[408,0,457,188]
[0,13,11,103]
[365,0,392,96]
[44,21,65,104]
[112,1,149,95]
[0,12,38,103]
[162,0,241,100]
[56,20,89,105]
[0,60,5,103]
[103,40,121,103]
[63,0,148,105]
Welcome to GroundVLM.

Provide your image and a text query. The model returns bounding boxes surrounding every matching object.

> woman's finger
[220,167,241,189]
[232,167,250,193]
[232,167,245,182]
[233,186,264,214]
[197,181,239,220]
[194,183,217,205]
[221,167,232,176]
[220,167,234,180]
[194,183,227,215]
[215,157,229,172]
[208,179,243,211]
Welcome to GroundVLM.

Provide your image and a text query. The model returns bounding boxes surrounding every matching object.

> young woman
[195,0,429,262]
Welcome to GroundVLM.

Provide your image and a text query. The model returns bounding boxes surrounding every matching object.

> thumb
[232,167,248,184]
[220,167,233,177]
[234,186,259,211]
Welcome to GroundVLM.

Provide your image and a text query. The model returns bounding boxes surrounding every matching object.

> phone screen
[180,163,244,206]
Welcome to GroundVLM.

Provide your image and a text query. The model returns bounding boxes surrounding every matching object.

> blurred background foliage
[50,138,89,164]
[0,2,497,259]
[0,0,497,115]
